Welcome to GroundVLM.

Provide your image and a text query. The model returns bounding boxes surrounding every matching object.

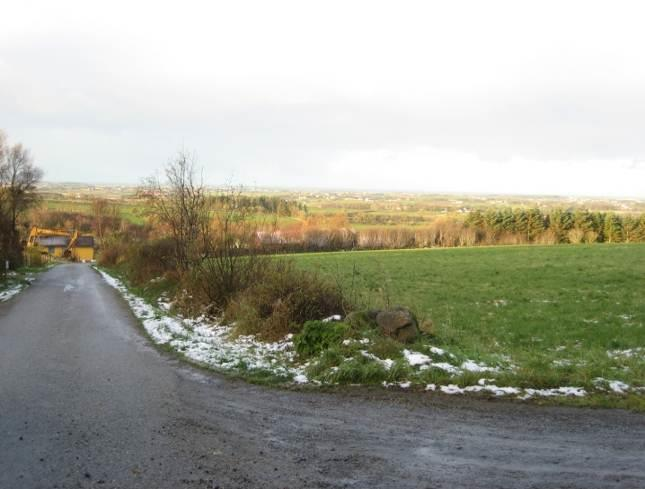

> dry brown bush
[224,259,348,341]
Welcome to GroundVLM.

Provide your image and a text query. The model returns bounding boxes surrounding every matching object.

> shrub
[294,320,350,358]
[98,240,128,267]
[23,247,44,267]
[191,253,269,312]
[125,238,176,284]
[225,259,349,340]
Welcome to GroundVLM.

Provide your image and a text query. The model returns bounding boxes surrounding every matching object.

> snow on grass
[460,360,500,373]
[403,349,431,366]
[403,349,501,374]
[360,350,394,370]
[519,387,587,399]
[430,380,584,399]
[322,314,342,322]
[607,348,644,359]
[342,337,370,346]
[593,378,634,394]
[98,269,306,382]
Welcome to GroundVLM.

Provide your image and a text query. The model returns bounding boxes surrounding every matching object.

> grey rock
[375,307,419,343]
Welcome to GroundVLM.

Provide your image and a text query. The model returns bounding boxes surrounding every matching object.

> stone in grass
[375,307,419,343]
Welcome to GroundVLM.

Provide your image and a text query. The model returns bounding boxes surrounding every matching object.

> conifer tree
[526,208,545,241]
[637,214,645,242]
[513,209,528,237]
[603,213,623,243]
[500,208,515,232]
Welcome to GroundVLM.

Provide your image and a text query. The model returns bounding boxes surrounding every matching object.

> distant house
[68,232,95,262]
[27,227,95,262]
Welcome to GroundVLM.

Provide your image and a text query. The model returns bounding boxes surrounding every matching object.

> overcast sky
[2,1,645,197]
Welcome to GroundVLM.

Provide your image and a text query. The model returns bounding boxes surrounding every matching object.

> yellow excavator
[27,227,95,261]
[26,226,71,247]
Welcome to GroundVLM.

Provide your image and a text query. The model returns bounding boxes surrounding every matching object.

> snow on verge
[402,349,501,374]
[422,380,585,399]
[0,282,26,302]
[97,269,307,382]
[0,272,36,302]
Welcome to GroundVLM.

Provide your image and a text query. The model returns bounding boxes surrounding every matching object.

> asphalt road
[1,264,644,489]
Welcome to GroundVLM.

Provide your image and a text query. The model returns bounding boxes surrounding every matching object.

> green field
[291,244,645,407]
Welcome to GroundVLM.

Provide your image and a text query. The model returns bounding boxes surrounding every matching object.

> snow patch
[360,350,394,370]
[519,387,586,399]
[593,378,631,394]
[403,349,431,366]
[0,283,24,302]
[97,269,307,383]
[460,360,500,373]
[322,314,342,322]
[607,348,644,359]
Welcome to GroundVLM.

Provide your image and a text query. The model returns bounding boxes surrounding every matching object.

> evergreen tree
[622,216,639,242]
[513,209,528,237]
[593,213,606,242]
[637,214,645,242]
[526,208,545,241]
[603,213,623,243]
[549,208,573,242]
[573,209,594,234]
[484,209,503,232]
[500,208,515,232]
[465,209,485,228]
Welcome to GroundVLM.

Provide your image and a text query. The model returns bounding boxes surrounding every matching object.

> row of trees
[0,131,42,270]
[253,209,645,253]
[464,208,645,244]
[215,194,307,217]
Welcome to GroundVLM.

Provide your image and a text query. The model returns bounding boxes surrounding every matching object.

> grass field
[291,244,645,407]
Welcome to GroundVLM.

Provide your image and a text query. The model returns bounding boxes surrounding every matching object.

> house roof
[73,236,94,248]
[37,236,70,247]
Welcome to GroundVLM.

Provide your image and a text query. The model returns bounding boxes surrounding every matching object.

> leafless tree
[194,185,267,310]
[0,130,43,268]
[143,150,208,272]
[91,198,109,239]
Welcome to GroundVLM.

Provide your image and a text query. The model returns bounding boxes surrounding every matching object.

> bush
[23,247,44,267]
[225,259,349,340]
[191,254,269,313]
[98,240,128,267]
[294,320,349,358]
[126,238,177,284]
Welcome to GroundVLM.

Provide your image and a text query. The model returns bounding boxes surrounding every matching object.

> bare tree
[143,151,208,272]
[194,185,267,310]
[91,198,109,239]
[0,131,43,268]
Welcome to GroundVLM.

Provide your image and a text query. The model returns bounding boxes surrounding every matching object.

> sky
[1,0,645,197]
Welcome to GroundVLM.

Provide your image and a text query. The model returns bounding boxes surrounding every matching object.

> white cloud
[1,0,645,196]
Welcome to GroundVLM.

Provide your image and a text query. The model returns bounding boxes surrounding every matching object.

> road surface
[1,264,644,489]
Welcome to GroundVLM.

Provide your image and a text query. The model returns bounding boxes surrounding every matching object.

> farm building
[27,227,96,262]
[68,231,95,262]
